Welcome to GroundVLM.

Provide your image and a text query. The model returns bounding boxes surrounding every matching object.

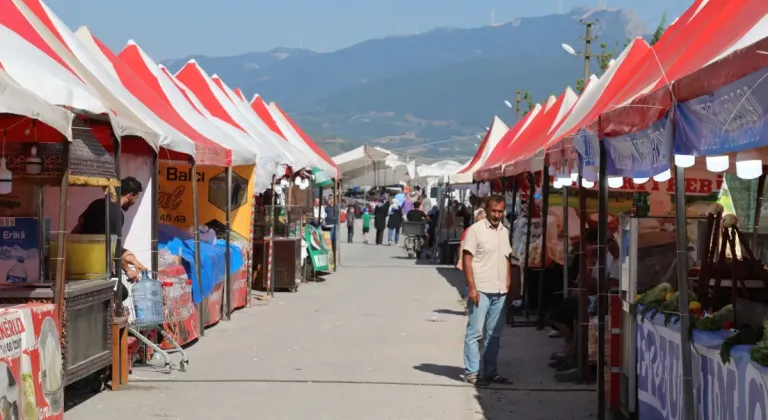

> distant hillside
[163,7,648,159]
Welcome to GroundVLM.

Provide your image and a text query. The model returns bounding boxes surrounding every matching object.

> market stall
[157,161,246,327]
[0,119,120,391]
[0,62,75,419]
[120,41,261,319]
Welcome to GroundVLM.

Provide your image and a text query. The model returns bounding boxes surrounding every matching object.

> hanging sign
[674,68,768,156]
[158,163,255,244]
[604,117,671,178]
[572,129,600,168]
[572,118,672,179]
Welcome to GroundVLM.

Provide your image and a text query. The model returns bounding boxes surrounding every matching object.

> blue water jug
[132,271,163,326]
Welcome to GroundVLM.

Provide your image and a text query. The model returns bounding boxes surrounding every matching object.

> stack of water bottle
[131,271,164,328]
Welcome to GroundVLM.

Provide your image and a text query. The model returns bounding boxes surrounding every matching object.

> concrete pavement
[66,228,596,419]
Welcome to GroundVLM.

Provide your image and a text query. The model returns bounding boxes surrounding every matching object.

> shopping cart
[123,272,193,373]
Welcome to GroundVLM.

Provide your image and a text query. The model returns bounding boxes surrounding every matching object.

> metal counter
[0,279,115,385]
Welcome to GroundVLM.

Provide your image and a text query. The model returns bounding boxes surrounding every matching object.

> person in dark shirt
[72,177,147,283]
[406,201,428,223]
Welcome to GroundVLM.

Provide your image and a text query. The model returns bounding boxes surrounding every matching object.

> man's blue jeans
[387,227,400,244]
[464,292,506,378]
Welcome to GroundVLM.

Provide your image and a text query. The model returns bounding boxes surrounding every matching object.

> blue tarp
[158,224,242,304]
[216,239,244,274]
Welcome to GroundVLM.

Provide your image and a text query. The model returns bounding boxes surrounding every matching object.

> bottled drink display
[6,256,27,283]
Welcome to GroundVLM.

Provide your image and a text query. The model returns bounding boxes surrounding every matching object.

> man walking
[461,194,512,385]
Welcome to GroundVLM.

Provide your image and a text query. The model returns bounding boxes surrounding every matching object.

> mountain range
[162,7,649,160]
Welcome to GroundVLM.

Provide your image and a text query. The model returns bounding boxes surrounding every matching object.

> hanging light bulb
[653,169,672,182]
[0,158,12,195]
[25,145,42,175]
[570,168,579,182]
[607,177,624,188]
[581,178,594,188]
[633,177,649,184]
[280,178,290,188]
[552,178,562,189]
[300,178,310,190]
[706,155,730,172]
[674,154,695,168]
[294,175,302,185]
[736,150,763,180]
[558,175,573,187]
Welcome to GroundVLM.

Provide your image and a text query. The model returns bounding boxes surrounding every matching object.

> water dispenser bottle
[132,271,163,326]
[6,256,27,283]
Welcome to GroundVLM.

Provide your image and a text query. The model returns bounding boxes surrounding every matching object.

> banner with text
[637,313,768,420]
[674,68,768,157]
[158,163,255,246]
[604,117,671,179]
[572,118,672,179]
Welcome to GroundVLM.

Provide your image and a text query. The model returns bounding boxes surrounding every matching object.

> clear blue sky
[48,0,689,60]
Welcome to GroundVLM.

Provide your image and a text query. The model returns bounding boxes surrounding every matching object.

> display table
[0,303,64,419]
[636,312,768,419]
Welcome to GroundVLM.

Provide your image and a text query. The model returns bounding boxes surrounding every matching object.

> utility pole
[582,20,595,88]
[515,91,521,121]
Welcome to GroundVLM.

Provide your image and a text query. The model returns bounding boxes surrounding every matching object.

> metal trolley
[123,273,193,373]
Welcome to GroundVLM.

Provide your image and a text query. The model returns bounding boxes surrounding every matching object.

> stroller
[402,221,427,259]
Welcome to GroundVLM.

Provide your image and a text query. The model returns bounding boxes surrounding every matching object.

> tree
[521,91,535,116]
[651,12,668,46]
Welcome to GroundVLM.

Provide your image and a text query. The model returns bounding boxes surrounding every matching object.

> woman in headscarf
[387,201,403,245]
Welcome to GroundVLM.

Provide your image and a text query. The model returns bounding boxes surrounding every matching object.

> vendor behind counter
[71,177,148,298]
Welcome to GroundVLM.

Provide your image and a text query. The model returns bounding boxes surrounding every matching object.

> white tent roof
[14,0,200,153]
[449,116,509,184]
[210,75,313,170]
[0,12,105,115]
[333,145,395,179]
[119,41,259,166]
[0,64,74,141]
[258,97,336,176]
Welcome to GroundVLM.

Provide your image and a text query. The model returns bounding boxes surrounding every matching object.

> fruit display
[638,283,698,326]
[695,304,733,331]
[750,319,768,366]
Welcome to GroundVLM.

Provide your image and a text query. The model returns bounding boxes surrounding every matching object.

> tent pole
[562,171,570,297]
[54,147,70,335]
[521,172,535,320]
[537,164,550,328]
[151,151,159,275]
[333,178,340,269]
[597,142,608,420]
[269,175,277,297]
[752,169,766,253]
[670,108,695,420]
[191,159,204,337]
[223,167,232,321]
[577,163,590,383]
